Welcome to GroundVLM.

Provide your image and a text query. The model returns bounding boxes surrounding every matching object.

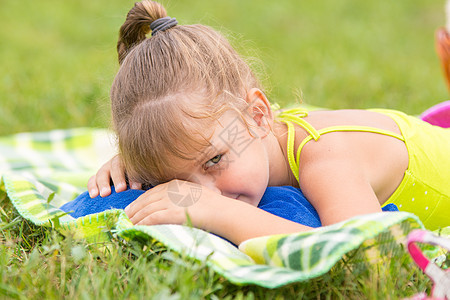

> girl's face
[168,110,271,207]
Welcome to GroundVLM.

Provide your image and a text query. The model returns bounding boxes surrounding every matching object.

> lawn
[0,0,447,298]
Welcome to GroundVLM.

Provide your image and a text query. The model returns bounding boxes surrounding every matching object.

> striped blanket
[0,128,437,288]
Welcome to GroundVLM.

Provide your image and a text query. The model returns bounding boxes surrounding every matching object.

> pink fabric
[421,101,450,128]
[407,230,430,271]
[407,230,450,299]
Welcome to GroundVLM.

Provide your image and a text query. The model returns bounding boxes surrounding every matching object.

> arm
[125,180,312,245]
[209,200,313,245]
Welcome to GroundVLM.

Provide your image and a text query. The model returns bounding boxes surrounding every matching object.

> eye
[204,154,223,170]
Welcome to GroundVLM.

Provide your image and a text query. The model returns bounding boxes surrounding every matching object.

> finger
[136,210,168,226]
[87,175,99,198]
[110,157,127,193]
[125,189,157,219]
[136,210,184,226]
[127,197,168,224]
[129,181,142,190]
[96,166,112,197]
[124,185,166,218]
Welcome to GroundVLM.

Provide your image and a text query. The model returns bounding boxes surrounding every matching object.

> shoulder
[296,125,375,201]
[298,132,363,177]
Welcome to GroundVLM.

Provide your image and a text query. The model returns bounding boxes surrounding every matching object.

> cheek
[242,141,270,177]
[228,143,269,193]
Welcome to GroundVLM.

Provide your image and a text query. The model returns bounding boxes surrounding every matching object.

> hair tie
[150,17,178,36]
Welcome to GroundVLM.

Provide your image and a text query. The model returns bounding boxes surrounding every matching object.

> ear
[245,88,273,138]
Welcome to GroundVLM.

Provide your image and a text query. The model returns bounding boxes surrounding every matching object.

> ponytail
[117,1,167,64]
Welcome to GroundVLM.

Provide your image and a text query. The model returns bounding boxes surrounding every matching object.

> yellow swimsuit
[277,108,450,230]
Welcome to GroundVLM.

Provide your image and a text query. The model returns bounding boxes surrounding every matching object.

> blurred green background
[0,0,447,135]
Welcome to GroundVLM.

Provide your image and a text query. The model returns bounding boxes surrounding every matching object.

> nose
[197,175,222,195]
[187,173,221,195]
[193,174,239,200]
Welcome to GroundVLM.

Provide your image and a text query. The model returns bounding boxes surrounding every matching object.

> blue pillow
[61,185,398,227]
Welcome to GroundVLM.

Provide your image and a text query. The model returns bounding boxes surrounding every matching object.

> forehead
[163,110,247,173]
[194,109,250,148]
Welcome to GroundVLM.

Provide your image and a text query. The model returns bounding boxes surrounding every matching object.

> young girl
[89,0,450,246]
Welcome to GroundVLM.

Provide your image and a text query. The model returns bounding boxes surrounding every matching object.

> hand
[125,179,311,245]
[124,180,222,229]
[87,154,142,198]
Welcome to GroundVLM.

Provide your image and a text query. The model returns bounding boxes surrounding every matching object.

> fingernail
[100,187,109,197]
[89,190,97,198]
[130,183,140,189]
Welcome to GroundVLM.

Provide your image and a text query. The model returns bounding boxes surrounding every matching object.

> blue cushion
[61,185,398,227]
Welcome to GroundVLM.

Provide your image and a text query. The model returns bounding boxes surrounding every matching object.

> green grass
[0,0,447,298]
[0,0,447,135]
[0,195,434,299]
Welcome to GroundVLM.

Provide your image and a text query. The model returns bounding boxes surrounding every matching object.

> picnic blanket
[0,127,445,288]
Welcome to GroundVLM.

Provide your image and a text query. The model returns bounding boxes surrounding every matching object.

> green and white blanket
[0,128,439,288]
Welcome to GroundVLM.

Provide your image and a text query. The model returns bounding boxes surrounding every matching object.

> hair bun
[116,0,168,64]
[150,16,178,36]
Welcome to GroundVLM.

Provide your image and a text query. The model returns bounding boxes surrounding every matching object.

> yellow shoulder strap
[277,109,405,185]
[277,108,320,184]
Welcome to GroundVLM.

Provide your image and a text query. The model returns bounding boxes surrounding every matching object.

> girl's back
[299,109,408,203]
[274,109,409,225]
[277,108,449,230]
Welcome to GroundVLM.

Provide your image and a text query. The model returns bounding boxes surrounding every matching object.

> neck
[265,121,298,187]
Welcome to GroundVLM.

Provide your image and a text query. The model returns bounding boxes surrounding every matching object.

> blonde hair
[112,0,262,185]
